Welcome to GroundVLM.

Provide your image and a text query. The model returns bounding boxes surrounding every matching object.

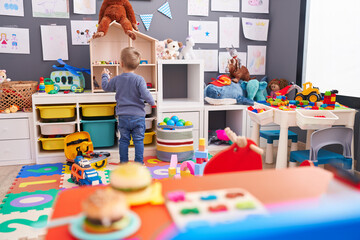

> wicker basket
[0,81,38,111]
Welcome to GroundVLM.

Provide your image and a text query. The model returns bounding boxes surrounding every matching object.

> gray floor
[0,165,24,201]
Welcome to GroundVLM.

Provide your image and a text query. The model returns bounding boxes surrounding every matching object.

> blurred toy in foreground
[179,36,195,60]
[0,70,11,84]
[93,0,138,40]
[268,78,289,98]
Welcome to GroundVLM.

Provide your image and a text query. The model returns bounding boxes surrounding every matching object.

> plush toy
[241,77,268,102]
[155,40,167,59]
[268,78,289,98]
[164,39,183,60]
[0,70,11,84]
[204,75,254,105]
[228,64,252,83]
[179,36,195,60]
[93,0,138,40]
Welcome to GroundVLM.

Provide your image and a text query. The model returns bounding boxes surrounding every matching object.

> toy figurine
[0,70,11,84]
[179,36,195,60]
[268,78,289,98]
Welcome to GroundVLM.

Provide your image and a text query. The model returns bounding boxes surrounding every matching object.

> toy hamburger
[82,188,130,233]
[110,162,153,205]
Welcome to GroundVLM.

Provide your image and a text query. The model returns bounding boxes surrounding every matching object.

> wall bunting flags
[140,14,154,31]
[158,1,172,19]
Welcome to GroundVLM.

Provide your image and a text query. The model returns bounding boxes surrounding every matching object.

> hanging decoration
[140,14,154,31]
[136,1,172,31]
[157,1,172,19]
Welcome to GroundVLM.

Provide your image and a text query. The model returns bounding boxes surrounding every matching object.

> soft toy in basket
[156,116,194,162]
[0,80,38,111]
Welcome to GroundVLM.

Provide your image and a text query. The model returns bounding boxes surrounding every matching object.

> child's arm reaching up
[101,68,115,92]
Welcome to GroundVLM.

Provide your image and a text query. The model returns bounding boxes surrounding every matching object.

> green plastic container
[81,118,117,148]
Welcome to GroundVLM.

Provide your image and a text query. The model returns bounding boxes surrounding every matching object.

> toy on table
[203,127,263,175]
[38,77,46,93]
[322,90,338,110]
[268,78,289,99]
[69,188,141,239]
[0,69,11,84]
[110,162,164,206]
[51,59,89,92]
[241,78,268,102]
[70,149,102,186]
[295,82,322,103]
[92,0,138,40]
[179,36,195,60]
[64,131,110,169]
[165,188,267,231]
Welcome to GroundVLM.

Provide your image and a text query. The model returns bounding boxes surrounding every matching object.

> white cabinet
[0,112,35,166]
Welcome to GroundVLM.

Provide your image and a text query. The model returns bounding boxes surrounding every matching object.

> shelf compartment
[39,136,66,150]
[36,105,76,119]
[81,118,117,148]
[80,103,116,118]
[38,121,76,135]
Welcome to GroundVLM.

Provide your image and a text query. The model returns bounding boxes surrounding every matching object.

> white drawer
[0,139,31,161]
[0,118,30,140]
[160,111,200,130]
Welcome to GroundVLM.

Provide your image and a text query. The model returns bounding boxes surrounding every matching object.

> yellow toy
[64,131,109,169]
[295,82,321,103]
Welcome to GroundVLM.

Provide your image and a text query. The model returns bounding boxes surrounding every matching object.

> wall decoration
[219,17,239,48]
[219,51,247,73]
[242,0,269,13]
[247,45,266,75]
[158,1,172,19]
[40,25,68,61]
[0,0,24,16]
[140,14,153,31]
[193,49,218,72]
[32,0,69,18]
[188,0,209,16]
[188,20,218,44]
[73,0,95,15]
[0,27,29,54]
[135,1,173,31]
[211,0,239,12]
[242,17,269,41]
[70,20,97,45]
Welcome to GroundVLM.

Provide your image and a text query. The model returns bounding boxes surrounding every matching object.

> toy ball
[176,121,184,126]
[163,117,170,123]
[167,119,175,126]
[178,119,186,125]
[171,116,179,123]
[184,121,192,126]
[159,122,166,126]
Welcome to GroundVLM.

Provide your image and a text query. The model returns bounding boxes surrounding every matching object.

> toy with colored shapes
[180,161,195,177]
[322,90,338,110]
[165,188,267,231]
[295,82,322,103]
[140,60,148,64]
[195,138,208,164]
[70,151,102,186]
[146,82,152,89]
[38,77,46,93]
[168,154,178,178]
[44,78,55,93]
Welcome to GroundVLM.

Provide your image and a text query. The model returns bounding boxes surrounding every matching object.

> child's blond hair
[121,47,141,70]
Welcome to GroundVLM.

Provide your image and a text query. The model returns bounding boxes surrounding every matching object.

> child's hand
[102,68,110,75]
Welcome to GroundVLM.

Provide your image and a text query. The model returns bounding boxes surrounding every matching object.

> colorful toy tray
[80,103,116,117]
[39,137,65,150]
[296,109,339,130]
[247,105,274,125]
[37,105,76,119]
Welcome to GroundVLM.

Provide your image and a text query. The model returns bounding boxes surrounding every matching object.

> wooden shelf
[92,64,119,67]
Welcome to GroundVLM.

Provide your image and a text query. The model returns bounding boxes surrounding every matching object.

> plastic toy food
[82,188,130,233]
[110,163,153,205]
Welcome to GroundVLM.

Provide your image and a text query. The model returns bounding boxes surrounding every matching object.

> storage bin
[37,105,76,119]
[39,122,76,135]
[247,105,274,125]
[145,117,155,130]
[80,103,116,118]
[296,109,338,130]
[129,131,155,145]
[81,118,117,148]
[145,103,152,115]
[39,137,65,150]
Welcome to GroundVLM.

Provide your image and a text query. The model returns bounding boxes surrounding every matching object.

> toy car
[71,154,102,186]
[74,87,84,93]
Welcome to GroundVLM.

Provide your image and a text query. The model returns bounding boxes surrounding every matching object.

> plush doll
[228,64,252,83]
[164,39,183,60]
[179,36,195,60]
[155,40,167,59]
[93,0,138,40]
[241,77,268,102]
[0,70,11,84]
[268,78,289,98]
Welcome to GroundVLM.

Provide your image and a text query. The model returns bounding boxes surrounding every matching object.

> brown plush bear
[93,0,138,40]
[228,59,252,83]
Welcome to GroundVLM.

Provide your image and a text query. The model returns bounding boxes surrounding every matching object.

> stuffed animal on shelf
[228,64,252,83]
[268,78,289,98]
[179,36,195,60]
[0,70,11,84]
[204,75,254,105]
[164,39,183,60]
[241,77,268,102]
[93,0,138,40]
[155,40,167,59]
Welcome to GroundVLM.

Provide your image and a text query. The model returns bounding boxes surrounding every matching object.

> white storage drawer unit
[0,118,30,140]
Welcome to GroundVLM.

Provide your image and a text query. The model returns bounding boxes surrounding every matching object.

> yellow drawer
[39,137,65,150]
[80,103,116,117]
[37,105,76,119]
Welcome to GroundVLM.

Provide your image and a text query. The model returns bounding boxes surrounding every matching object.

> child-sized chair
[260,130,298,164]
[289,127,353,169]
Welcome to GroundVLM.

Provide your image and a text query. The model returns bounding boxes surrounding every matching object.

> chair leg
[265,143,274,164]
[290,141,298,151]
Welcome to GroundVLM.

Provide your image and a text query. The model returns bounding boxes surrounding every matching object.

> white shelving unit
[32,92,157,164]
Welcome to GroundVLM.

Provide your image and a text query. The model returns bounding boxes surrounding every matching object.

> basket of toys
[0,81,38,111]
[247,105,274,125]
[296,109,339,130]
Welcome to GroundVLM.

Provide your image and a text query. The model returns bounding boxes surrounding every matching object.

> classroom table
[250,103,357,169]
[46,167,345,240]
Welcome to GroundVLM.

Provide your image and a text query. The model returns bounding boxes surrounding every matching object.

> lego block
[195,150,208,159]
[8,175,62,194]
[0,189,59,214]
[170,154,178,168]
[17,163,65,178]
[168,167,176,177]
[194,162,207,176]
[196,158,208,164]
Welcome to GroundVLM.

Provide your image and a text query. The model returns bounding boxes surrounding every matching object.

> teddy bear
[163,39,183,60]
[93,0,138,40]
[179,36,195,60]
[0,70,11,84]
[155,40,167,59]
